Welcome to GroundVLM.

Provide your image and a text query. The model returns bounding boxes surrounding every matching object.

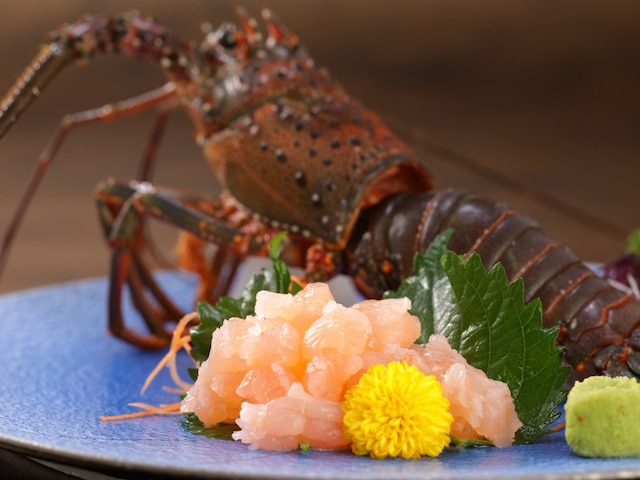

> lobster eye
[218,29,237,49]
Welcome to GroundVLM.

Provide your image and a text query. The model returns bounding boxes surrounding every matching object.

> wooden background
[0,0,638,294]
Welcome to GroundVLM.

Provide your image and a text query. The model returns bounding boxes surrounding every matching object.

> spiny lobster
[0,8,638,382]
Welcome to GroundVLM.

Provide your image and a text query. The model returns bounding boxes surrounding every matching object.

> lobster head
[185,8,433,248]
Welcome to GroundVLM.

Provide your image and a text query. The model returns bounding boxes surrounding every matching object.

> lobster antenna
[0,44,76,141]
[396,123,629,244]
[234,6,262,45]
[0,40,80,278]
[261,9,299,49]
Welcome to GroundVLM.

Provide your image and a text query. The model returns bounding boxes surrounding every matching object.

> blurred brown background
[0,0,638,293]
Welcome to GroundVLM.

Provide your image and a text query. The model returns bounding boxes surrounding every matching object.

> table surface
[0,4,639,479]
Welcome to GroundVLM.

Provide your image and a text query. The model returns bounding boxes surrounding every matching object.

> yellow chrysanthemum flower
[342,361,453,459]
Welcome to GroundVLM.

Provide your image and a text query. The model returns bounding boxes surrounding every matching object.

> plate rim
[2,270,640,480]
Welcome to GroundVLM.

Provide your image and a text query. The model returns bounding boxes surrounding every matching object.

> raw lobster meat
[0,8,637,381]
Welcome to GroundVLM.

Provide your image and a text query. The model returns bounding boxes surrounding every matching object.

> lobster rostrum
[1,8,638,382]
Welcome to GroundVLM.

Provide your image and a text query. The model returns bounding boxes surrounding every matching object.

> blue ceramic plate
[0,262,639,480]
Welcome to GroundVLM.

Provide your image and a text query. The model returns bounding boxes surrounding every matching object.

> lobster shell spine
[347,188,640,381]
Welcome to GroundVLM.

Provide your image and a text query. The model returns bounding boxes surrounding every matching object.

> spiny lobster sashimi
[0,8,638,381]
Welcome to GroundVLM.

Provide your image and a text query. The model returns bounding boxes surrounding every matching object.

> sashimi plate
[0,260,638,480]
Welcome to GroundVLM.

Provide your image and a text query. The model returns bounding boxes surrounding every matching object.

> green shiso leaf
[189,233,302,363]
[181,413,238,439]
[441,251,570,443]
[386,229,570,444]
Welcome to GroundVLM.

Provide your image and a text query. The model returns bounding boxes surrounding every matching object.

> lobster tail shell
[348,188,640,381]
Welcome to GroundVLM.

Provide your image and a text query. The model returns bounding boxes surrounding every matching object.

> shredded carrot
[163,386,189,394]
[100,402,183,421]
[141,311,198,394]
[102,311,200,422]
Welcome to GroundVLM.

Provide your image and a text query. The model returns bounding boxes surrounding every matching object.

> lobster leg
[175,233,245,305]
[94,179,273,347]
[0,84,178,278]
[347,188,640,381]
[106,248,172,348]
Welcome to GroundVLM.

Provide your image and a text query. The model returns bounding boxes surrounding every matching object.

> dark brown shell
[204,96,433,247]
